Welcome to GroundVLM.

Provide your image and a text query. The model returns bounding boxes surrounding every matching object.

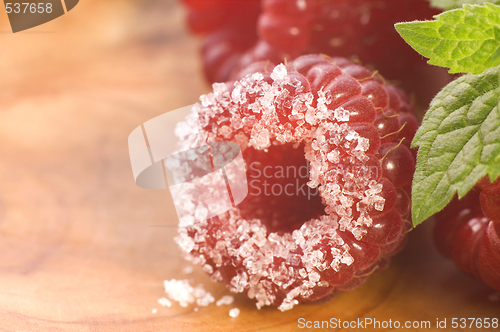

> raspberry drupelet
[174,55,417,311]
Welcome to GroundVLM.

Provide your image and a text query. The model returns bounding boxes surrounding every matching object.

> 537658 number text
[5,3,53,14]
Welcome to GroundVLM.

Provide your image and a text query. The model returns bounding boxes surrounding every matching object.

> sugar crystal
[182,266,193,274]
[216,295,235,306]
[162,279,214,308]
[229,308,240,318]
[334,107,350,122]
[158,297,172,307]
[270,64,288,82]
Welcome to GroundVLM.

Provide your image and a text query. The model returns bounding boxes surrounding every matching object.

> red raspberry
[174,55,417,310]
[181,0,449,107]
[306,0,440,81]
[181,0,261,83]
[434,180,500,290]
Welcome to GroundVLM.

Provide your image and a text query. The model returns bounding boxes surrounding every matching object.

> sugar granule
[163,279,213,308]
[196,291,215,307]
[216,295,234,306]
[182,266,194,274]
[163,279,194,307]
[229,308,240,318]
[158,297,172,307]
[152,308,158,314]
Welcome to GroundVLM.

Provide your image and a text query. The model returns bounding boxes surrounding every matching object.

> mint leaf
[395,3,500,74]
[411,66,500,226]
[429,0,500,11]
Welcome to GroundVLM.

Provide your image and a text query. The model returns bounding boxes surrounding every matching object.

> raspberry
[174,55,418,310]
[181,0,448,107]
[434,182,500,291]
[181,0,261,83]
[306,0,440,81]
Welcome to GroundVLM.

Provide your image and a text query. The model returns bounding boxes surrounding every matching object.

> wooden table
[0,1,498,331]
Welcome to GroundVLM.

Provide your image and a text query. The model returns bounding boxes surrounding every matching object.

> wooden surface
[0,1,498,331]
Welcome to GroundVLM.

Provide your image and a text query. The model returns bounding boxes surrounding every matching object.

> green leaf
[395,3,500,74]
[429,0,500,11]
[411,65,500,226]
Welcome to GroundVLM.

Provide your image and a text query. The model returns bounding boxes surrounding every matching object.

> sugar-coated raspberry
[174,55,417,311]
[434,183,500,291]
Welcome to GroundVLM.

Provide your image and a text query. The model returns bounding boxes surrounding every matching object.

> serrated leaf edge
[411,66,500,225]
[396,2,500,74]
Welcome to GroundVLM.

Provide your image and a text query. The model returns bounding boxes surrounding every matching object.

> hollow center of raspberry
[237,143,325,234]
